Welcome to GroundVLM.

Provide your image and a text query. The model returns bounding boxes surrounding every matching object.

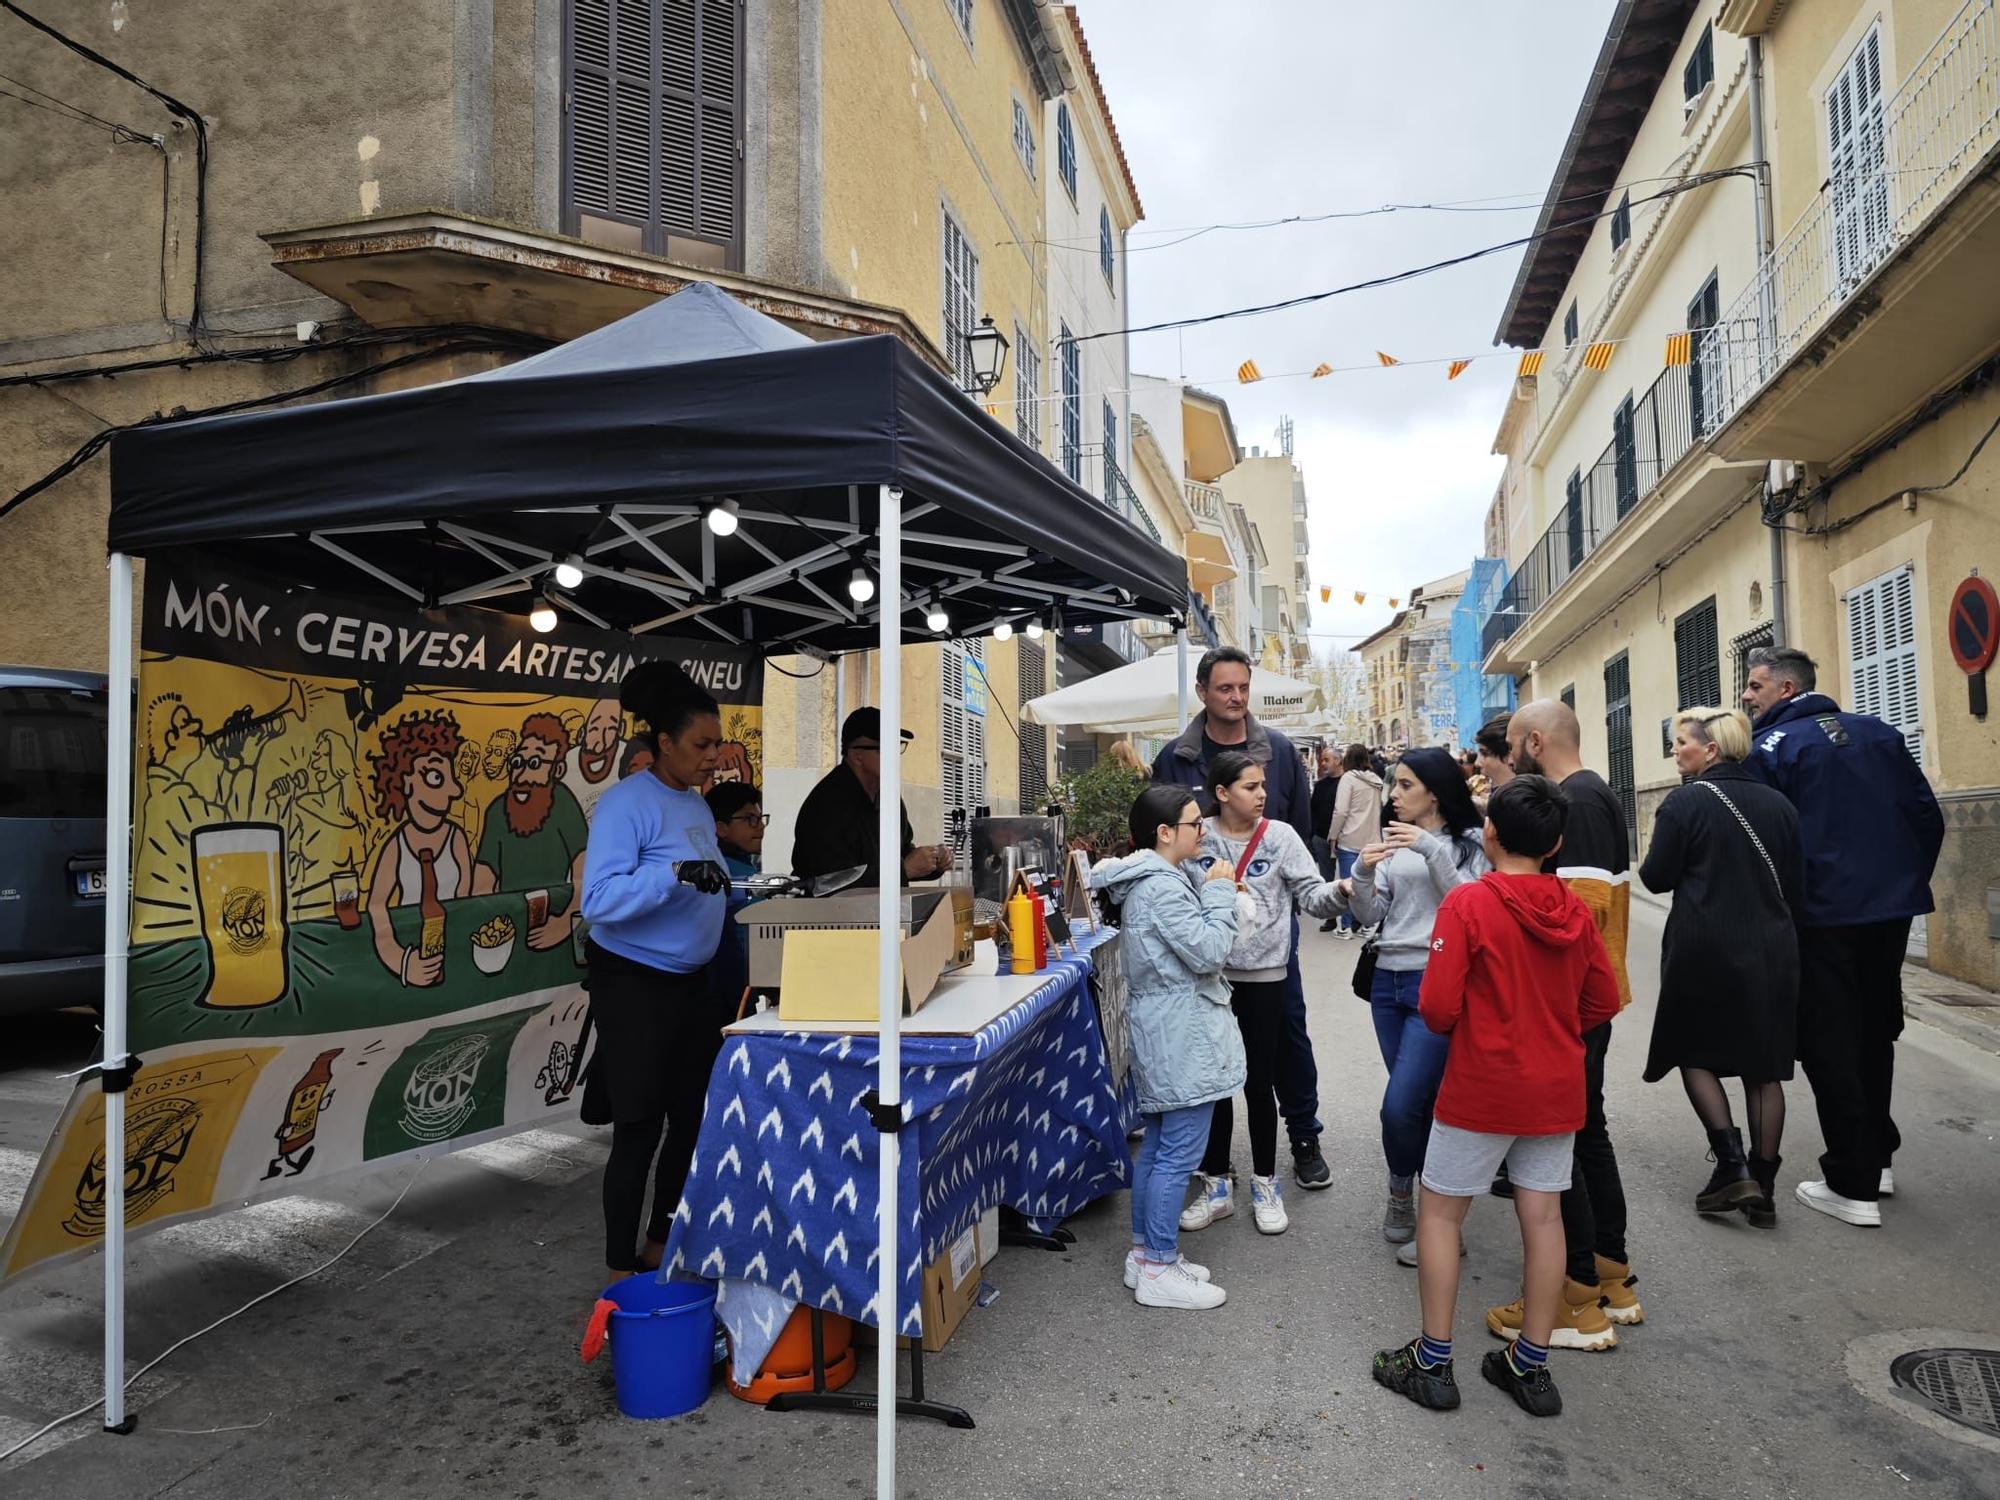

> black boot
[1743,1154,1781,1229]
[1696,1127,1760,1214]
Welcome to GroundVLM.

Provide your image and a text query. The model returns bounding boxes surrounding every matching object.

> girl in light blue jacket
[1089,784,1244,1311]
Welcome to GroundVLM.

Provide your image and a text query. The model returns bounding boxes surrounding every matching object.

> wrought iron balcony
[1697,0,2000,440]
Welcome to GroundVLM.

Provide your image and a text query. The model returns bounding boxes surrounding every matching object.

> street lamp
[965,315,1009,395]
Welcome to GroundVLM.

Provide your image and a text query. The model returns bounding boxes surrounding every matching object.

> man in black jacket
[1151,646,1328,1189]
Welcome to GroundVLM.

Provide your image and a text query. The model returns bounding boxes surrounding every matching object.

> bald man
[1483,697,1638,1349]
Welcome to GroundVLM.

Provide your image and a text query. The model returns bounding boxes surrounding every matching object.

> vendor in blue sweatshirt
[580,660,734,1275]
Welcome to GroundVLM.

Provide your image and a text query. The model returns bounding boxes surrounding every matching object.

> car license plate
[76,868,106,898]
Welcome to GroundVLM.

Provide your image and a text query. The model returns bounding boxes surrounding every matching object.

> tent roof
[107,283,1189,655]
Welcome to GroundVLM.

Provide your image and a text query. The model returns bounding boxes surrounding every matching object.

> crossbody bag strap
[1695,780,1784,901]
[1236,817,1271,881]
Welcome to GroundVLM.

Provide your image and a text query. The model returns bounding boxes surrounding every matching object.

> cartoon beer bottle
[416,846,447,969]
[263,1047,341,1179]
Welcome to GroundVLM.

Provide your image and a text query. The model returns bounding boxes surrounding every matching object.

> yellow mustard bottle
[1007,887,1037,975]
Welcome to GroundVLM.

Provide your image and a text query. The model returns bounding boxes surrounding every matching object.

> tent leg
[1176,629,1190,727]
[103,552,135,1435]
[874,485,902,1500]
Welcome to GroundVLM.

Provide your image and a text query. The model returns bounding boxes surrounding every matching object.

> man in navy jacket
[1742,645,1944,1228]
[1152,645,1328,1190]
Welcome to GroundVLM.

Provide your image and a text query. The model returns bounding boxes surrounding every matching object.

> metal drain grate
[1890,1348,2000,1437]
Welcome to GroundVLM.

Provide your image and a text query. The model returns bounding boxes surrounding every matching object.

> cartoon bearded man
[471,712,589,949]
[560,696,625,820]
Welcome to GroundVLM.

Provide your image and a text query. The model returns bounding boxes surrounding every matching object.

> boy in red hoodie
[1372,776,1620,1418]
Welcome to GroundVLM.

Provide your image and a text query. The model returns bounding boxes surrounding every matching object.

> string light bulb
[847,567,876,603]
[529,594,559,634]
[993,620,1014,642]
[553,556,585,589]
[1025,619,1044,640]
[705,499,740,537]
[926,598,951,633]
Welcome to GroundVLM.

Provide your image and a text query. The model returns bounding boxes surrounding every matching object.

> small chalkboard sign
[1063,850,1097,934]
[1037,873,1074,952]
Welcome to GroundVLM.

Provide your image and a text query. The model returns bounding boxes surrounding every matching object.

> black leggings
[1200,979,1288,1179]
[605,1112,704,1270]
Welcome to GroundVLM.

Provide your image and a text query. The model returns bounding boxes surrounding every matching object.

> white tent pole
[1176,628,1190,727]
[874,484,902,1500]
[102,551,135,1433]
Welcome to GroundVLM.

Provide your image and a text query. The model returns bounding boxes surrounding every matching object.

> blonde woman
[1638,708,1802,1229]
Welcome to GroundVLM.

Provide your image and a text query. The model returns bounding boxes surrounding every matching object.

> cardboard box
[853,1222,983,1353]
[771,889,962,1024]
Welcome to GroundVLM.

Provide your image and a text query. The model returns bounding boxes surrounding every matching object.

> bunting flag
[1236,359,1263,384]
[1446,359,1472,381]
[1517,350,1545,377]
[1311,363,1333,378]
[1319,586,1332,603]
[1388,597,1401,608]
[1582,341,1616,371]
[1376,351,1399,367]
[1664,331,1692,366]
[1353,591,1367,606]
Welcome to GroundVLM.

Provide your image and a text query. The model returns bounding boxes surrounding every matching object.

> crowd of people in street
[1087,641,1945,1420]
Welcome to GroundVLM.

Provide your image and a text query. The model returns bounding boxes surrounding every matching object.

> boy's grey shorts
[1420,1122,1574,1197]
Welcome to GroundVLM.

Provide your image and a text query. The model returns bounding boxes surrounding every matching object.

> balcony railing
[1484,362,1697,656]
[1102,455,1164,543]
[1184,480,1227,525]
[1698,0,2000,436]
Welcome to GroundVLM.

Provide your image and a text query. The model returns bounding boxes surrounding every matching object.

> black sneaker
[1481,1348,1562,1417]
[1373,1340,1460,1411]
[1292,1140,1332,1191]
[1489,1164,1515,1199]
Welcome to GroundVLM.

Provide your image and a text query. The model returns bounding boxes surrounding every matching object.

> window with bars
[940,640,988,858]
[941,210,979,391]
[1846,563,1924,764]
[1673,596,1721,710]
[1684,22,1714,101]
[1059,326,1081,482]
[1056,100,1077,201]
[1010,95,1036,179]
[1731,621,1774,696]
[1610,191,1632,252]
[1612,394,1638,515]
[564,0,741,268]
[1564,468,1584,568]
[1018,640,1048,810]
[1603,652,1636,838]
[1688,271,1720,434]
[1101,400,1117,502]
[1099,207,1115,287]
[1014,324,1041,451]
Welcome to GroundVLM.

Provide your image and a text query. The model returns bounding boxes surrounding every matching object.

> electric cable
[0,1163,429,1465]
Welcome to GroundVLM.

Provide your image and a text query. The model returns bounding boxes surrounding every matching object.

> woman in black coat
[1639,706,1802,1229]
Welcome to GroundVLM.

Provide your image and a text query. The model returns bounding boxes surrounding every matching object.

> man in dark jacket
[1742,646,1944,1228]
[1151,646,1328,1189]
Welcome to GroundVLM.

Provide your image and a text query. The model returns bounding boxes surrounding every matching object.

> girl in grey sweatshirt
[1186,752,1344,1237]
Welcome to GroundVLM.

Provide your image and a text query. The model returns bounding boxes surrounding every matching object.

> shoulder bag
[1695,780,1785,902]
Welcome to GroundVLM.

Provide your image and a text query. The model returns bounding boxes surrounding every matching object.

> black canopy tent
[93,282,1188,1489]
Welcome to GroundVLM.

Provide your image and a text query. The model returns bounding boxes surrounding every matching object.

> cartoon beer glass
[192,823,291,1009]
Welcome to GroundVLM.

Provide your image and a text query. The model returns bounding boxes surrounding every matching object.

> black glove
[673,859,730,896]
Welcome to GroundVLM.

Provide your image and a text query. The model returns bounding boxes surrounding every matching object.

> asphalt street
[3,899,1998,1499]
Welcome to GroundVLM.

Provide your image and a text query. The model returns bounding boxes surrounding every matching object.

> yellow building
[1484,0,2000,987]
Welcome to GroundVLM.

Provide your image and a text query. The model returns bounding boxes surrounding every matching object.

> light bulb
[553,556,584,589]
[529,598,558,633]
[847,567,875,603]
[993,620,1014,641]
[926,602,951,633]
[1025,619,1044,640]
[706,499,740,537]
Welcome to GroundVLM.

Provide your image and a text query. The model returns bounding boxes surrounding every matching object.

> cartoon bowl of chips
[472,915,516,974]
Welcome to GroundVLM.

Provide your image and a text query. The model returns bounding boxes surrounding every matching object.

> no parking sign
[1948,572,1998,718]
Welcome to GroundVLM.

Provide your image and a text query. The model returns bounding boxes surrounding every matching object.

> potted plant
[1050,756,1150,861]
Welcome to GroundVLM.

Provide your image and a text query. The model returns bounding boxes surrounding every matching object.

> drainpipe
[1748,35,1788,647]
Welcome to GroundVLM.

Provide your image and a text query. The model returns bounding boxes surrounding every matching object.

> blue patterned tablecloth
[664,928,1126,1380]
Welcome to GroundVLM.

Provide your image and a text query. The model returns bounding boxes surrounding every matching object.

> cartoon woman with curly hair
[361,711,472,987]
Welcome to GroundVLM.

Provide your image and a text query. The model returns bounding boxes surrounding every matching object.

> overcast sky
[1080,0,1614,657]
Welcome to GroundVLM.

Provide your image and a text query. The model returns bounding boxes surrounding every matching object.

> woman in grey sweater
[1184,752,1344,1237]
[1338,747,1489,1260]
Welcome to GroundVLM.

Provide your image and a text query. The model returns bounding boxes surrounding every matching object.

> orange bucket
[725,1305,857,1405]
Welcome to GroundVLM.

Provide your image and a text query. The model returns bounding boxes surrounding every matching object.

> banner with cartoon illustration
[0,560,762,1280]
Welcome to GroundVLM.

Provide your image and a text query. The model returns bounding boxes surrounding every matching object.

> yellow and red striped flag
[1664,331,1692,366]
[1236,359,1263,384]
[1582,341,1616,371]
[1446,359,1473,381]
[1376,351,1399,367]
[1311,362,1333,378]
[1517,350,1545,377]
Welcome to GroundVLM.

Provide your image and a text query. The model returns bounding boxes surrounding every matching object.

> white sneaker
[1133,1260,1227,1310]
[1180,1173,1234,1231]
[1395,1234,1467,1268]
[1880,1167,1896,1197]
[1250,1174,1288,1235]
[1123,1250,1211,1290]
[1795,1179,1882,1227]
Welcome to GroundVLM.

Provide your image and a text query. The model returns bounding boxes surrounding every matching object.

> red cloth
[1418,873,1621,1136]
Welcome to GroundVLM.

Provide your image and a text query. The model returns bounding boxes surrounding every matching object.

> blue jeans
[1335,847,1360,930]
[1370,967,1450,1186]
[1130,1105,1213,1259]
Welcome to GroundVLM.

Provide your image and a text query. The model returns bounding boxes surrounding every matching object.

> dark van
[0,668,109,1015]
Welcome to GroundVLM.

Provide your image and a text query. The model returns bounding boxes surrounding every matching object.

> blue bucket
[587,1274,718,1420]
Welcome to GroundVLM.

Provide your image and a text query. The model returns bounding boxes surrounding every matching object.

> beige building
[0,1,1180,866]
[1130,375,1245,651]
[1221,447,1315,670]
[1484,0,2000,987]
[1356,610,1415,748]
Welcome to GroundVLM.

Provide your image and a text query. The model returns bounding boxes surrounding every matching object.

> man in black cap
[791,707,954,889]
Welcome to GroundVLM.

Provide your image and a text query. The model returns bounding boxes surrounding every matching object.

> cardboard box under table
[665,927,1126,1423]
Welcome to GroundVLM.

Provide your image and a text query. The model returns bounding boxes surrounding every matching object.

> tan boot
[1484,1278,1620,1352]
[1594,1254,1644,1325]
